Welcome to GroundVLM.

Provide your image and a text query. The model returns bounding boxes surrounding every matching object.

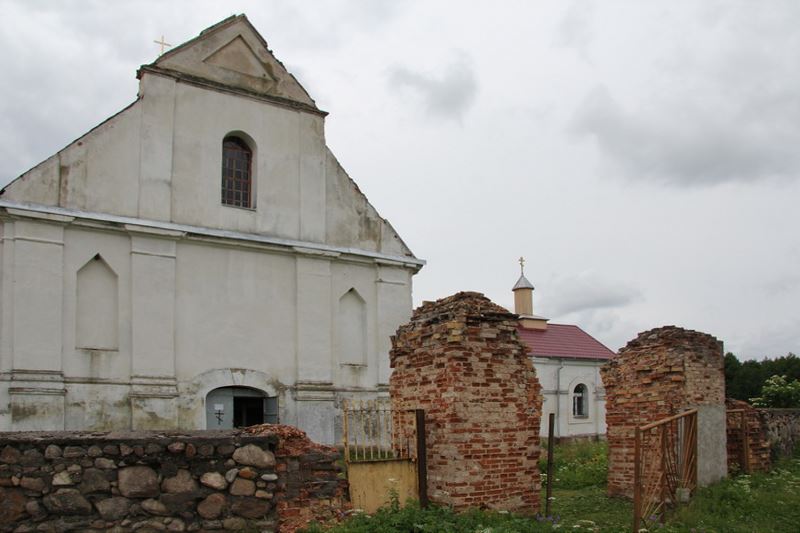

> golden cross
[519,256,525,274]
[153,35,172,55]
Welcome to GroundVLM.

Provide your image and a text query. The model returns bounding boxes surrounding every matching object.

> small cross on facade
[519,256,525,274]
[154,35,172,55]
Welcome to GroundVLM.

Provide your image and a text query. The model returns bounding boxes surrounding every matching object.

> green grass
[305,442,800,533]
[539,439,609,489]
[660,455,800,532]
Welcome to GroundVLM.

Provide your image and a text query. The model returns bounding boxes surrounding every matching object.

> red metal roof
[517,323,616,360]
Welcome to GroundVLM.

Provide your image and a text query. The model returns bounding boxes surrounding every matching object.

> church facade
[0,15,423,444]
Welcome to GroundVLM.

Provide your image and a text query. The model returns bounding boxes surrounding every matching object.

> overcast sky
[1,0,798,360]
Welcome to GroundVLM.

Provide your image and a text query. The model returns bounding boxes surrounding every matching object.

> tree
[725,353,800,402]
[750,375,800,408]
[724,352,742,397]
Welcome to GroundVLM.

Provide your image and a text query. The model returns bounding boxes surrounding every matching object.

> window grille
[573,383,588,417]
[221,137,252,208]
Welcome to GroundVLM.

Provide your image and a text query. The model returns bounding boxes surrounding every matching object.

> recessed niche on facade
[337,288,367,366]
[76,254,119,351]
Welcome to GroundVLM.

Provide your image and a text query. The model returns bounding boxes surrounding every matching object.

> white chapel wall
[534,357,608,439]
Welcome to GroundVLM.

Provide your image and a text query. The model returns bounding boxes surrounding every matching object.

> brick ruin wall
[726,399,800,473]
[601,326,725,498]
[389,292,543,513]
[0,425,347,533]
[725,399,772,473]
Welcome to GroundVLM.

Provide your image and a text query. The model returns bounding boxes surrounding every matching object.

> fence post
[741,411,750,474]
[660,426,668,522]
[415,409,428,508]
[692,412,698,489]
[633,426,642,532]
[342,400,349,464]
[545,413,555,517]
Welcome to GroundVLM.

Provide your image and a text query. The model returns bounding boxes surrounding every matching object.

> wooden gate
[342,400,426,513]
[633,409,698,531]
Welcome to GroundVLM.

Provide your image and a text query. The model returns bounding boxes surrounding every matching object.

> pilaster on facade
[129,375,180,430]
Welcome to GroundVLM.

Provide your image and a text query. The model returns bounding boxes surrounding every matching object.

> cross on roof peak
[154,35,172,55]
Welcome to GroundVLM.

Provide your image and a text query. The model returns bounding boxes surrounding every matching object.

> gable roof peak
[139,14,322,114]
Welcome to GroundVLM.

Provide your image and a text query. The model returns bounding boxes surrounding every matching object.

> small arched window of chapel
[573,383,588,418]
[221,136,253,208]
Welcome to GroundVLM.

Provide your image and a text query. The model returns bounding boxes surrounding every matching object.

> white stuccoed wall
[0,16,421,444]
[533,357,607,439]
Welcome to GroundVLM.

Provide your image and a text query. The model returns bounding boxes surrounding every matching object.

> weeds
[306,442,800,532]
[539,439,608,489]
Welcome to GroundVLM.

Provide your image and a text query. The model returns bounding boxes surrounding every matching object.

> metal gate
[342,400,426,513]
[633,409,698,531]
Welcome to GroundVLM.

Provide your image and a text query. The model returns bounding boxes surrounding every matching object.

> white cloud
[569,3,800,186]
[540,271,643,318]
[388,54,478,122]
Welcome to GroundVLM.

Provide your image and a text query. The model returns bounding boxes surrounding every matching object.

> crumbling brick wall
[726,400,800,473]
[0,425,347,533]
[389,292,542,513]
[601,326,726,498]
[725,399,771,473]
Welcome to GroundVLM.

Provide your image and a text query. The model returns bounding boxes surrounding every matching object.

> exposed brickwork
[725,399,771,473]
[256,425,349,532]
[601,326,725,498]
[389,292,542,513]
[726,400,800,473]
[0,425,347,533]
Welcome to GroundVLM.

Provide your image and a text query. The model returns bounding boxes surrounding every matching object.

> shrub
[750,375,800,408]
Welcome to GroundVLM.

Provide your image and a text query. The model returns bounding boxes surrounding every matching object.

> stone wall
[602,326,726,498]
[0,425,347,533]
[761,408,800,460]
[389,292,543,513]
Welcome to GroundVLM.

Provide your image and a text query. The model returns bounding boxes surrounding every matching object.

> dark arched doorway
[205,386,278,429]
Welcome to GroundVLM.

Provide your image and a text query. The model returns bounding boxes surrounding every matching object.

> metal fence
[633,409,698,531]
[341,399,428,511]
[341,399,416,462]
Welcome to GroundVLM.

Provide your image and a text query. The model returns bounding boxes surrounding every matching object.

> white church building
[0,15,423,444]
[512,266,615,440]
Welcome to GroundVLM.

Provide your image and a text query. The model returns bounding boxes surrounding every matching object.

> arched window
[573,383,588,417]
[221,136,253,208]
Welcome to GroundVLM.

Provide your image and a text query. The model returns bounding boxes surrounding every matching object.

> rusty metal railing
[341,399,429,508]
[633,409,698,531]
[342,399,414,463]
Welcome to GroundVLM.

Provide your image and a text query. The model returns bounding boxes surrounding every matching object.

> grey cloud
[388,55,478,121]
[736,320,800,358]
[540,272,643,317]
[554,0,594,59]
[569,84,800,186]
[762,275,800,297]
[569,2,800,186]
[249,0,407,51]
